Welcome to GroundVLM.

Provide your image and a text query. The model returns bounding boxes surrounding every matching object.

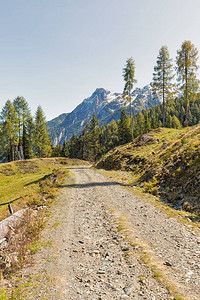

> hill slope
[96,125,200,214]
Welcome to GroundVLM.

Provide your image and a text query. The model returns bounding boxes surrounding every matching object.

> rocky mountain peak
[84,88,111,105]
[47,83,161,145]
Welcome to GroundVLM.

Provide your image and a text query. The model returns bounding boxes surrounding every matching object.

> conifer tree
[34,106,52,158]
[81,121,91,160]
[69,134,77,158]
[106,120,119,150]
[61,140,69,157]
[52,144,61,157]
[123,57,137,141]
[13,96,32,158]
[23,115,35,159]
[118,109,132,144]
[176,40,199,126]
[153,46,175,127]
[171,115,182,129]
[0,100,18,161]
[144,111,151,132]
[136,112,145,135]
[13,97,30,140]
[89,113,101,162]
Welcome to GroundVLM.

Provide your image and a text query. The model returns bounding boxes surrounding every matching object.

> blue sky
[0,0,200,120]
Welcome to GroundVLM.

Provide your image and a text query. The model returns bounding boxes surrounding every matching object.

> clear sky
[0,0,200,120]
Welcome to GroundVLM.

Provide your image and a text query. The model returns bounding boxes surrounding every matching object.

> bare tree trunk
[10,139,14,161]
[162,75,165,127]
[129,102,134,143]
[184,63,189,127]
[185,102,189,127]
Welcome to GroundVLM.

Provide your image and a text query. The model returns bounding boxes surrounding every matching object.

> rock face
[47,84,161,145]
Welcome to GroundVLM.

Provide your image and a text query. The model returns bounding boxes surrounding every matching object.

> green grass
[53,221,60,228]
[0,157,86,221]
[0,288,7,300]
[173,295,184,300]
[27,240,52,255]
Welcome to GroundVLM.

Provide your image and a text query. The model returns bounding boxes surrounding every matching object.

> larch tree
[123,57,137,141]
[176,40,199,127]
[153,46,175,127]
[0,100,18,161]
[23,115,35,159]
[34,106,52,158]
[13,96,32,157]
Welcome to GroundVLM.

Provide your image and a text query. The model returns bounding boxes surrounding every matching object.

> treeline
[0,97,52,162]
[53,96,200,162]
[1,93,200,163]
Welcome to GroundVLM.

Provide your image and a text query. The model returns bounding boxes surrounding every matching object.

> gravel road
[26,167,200,300]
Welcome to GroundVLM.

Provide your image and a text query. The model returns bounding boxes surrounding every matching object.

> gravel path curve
[26,166,200,300]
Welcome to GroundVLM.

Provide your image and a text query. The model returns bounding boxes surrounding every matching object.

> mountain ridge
[47,83,161,145]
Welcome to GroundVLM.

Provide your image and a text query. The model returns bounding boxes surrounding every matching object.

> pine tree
[123,57,137,141]
[176,40,199,126]
[153,46,175,127]
[34,106,52,158]
[118,109,132,144]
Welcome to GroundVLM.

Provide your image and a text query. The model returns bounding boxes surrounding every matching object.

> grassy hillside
[96,124,200,214]
[0,157,88,222]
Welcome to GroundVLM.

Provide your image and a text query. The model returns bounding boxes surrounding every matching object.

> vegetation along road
[25,166,200,300]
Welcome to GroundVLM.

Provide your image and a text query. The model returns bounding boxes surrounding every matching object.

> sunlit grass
[0,157,84,221]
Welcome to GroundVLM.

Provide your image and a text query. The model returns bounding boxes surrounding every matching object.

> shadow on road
[58,181,130,189]
[67,166,92,170]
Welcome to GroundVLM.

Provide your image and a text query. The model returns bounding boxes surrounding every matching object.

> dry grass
[96,125,200,216]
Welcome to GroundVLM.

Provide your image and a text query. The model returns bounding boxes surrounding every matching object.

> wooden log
[0,209,27,239]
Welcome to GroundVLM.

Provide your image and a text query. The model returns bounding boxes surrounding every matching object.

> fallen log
[0,209,27,239]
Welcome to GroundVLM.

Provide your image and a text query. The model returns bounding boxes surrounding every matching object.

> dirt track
[26,166,200,300]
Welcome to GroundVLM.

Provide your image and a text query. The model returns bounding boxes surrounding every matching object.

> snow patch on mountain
[47,83,161,145]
